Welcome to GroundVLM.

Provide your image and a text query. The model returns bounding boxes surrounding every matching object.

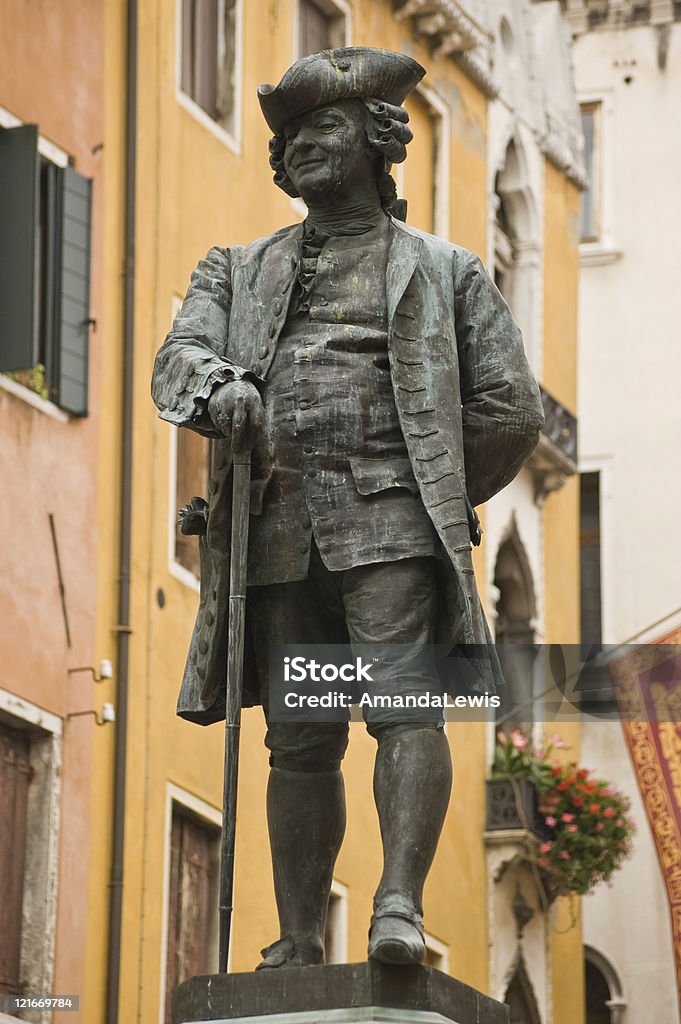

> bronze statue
[152,47,543,971]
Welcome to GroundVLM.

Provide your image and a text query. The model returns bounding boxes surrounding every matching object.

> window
[0,693,61,1008]
[173,427,210,578]
[0,125,92,414]
[298,0,348,57]
[180,0,240,139]
[164,803,220,1023]
[422,932,449,972]
[400,86,449,238]
[580,102,600,242]
[580,471,603,648]
[0,723,31,997]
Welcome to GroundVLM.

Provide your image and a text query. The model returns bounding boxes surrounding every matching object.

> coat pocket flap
[348,456,419,496]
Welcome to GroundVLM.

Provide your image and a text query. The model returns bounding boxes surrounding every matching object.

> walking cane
[218,449,251,973]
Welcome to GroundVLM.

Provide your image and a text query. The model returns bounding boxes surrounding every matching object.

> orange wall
[0,0,105,1018]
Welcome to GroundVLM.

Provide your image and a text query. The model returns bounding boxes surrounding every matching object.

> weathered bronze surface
[152,47,543,971]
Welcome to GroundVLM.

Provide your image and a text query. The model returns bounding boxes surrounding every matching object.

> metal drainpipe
[106,0,137,1020]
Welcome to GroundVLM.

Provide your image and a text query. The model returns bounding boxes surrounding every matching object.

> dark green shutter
[55,166,92,416]
[0,125,39,372]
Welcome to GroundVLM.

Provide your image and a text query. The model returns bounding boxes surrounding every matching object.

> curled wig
[268,98,413,217]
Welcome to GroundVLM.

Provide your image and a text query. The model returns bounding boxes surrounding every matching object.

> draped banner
[608,628,681,1012]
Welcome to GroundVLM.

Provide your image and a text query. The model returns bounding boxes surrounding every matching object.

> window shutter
[0,125,39,372]
[55,166,92,415]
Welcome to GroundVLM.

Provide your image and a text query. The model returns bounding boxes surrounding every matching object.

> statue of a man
[152,48,543,970]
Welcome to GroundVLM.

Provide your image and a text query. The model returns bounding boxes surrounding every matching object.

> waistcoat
[247,217,437,586]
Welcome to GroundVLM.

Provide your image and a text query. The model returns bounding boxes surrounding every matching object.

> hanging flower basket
[491,730,636,898]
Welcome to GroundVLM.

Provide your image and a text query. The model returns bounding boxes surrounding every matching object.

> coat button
[301,514,311,528]
[306,468,317,479]
[298,399,310,410]
[299,542,308,554]
[290,255,297,269]
[273,300,282,316]
[281,279,291,293]
[205,609,215,626]
[303,444,313,454]
[268,323,276,338]
[199,639,209,655]
[259,346,270,359]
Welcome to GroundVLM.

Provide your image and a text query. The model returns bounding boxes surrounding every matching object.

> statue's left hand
[207,380,265,453]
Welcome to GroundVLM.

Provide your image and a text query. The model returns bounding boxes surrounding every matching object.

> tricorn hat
[258,47,425,134]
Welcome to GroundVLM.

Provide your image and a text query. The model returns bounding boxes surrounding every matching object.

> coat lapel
[386,218,423,325]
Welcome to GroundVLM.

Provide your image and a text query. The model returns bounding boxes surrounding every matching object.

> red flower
[557,781,570,791]
[572,796,584,808]
[577,768,590,780]
[604,806,616,818]
[589,803,601,814]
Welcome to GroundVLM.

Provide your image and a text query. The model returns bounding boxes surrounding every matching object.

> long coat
[152,216,544,724]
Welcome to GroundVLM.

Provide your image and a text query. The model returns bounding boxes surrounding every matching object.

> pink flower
[616,818,623,827]
[497,730,507,743]
[568,824,578,832]
[604,806,616,818]
[560,850,570,860]
[595,822,605,832]
[510,729,528,751]
[561,813,575,823]
[540,841,552,853]
[545,815,557,827]
[549,733,569,750]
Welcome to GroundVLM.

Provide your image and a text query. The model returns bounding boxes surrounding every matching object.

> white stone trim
[0,374,70,423]
[158,783,224,1024]
[414,83,451,240]
[0,688,62,1024]
[166,295,202,593]
[578,90,617,255]
[327,878,350,964]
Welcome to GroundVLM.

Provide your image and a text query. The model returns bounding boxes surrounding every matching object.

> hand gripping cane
[218,450,251,972]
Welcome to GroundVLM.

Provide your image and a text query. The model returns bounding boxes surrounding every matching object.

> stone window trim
[0,689,62,1024]
[158,784,223,1024]
[393,82,451,239]
[166,295,208,593]
[175,0,244,156]
[578,90,622,265]
[325,879,349,964]
[584,944,627,1024]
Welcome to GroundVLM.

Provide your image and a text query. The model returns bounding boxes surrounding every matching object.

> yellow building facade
[86,3,585,1023]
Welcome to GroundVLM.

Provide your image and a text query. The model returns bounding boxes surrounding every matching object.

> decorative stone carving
[527,385,578,505]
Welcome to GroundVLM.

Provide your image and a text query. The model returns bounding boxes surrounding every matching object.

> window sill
[0,374,70,423]
[176,91,241,157]
[579,244,623,267]
[169,558,201,594]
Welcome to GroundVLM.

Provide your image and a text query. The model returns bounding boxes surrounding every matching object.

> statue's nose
[290,129,316,155]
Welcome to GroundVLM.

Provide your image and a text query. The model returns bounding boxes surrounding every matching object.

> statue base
[173,962,508,1024]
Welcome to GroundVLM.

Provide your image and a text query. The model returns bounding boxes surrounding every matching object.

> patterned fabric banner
[608,629,681,1012]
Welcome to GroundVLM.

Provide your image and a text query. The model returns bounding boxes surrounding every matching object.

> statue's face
[282,100,377,203]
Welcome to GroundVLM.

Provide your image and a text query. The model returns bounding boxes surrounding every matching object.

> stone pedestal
[173,963,508,1024]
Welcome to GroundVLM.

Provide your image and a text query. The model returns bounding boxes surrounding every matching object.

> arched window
[494,519,537,733]
[493,136,540,369]
[504,956,542,1024]
[584,946,626,1024]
